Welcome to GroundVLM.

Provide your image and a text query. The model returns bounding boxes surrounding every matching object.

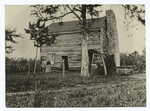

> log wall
[41,31,105,69]
[40,9,120,70]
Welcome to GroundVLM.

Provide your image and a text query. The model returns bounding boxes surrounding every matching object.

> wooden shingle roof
[47,16,106,34]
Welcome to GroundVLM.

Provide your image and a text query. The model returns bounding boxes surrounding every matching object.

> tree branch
[122,5,145,25]
[43,11,73,21]
[67,5,82,21]
[38,10,46,20]
[73,6,82,12]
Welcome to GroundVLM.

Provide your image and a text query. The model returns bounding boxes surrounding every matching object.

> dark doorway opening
[62,56,69,71]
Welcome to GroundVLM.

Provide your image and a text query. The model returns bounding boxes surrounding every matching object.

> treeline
[120,50,146,72]
[5,57,42,74]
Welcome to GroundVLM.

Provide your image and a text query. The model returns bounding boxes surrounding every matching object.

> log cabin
[40,9,120,72]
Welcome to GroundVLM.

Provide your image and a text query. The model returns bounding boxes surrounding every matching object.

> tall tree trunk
[34,46,38,76]
[81,5,90,77]
[81,35,90,77]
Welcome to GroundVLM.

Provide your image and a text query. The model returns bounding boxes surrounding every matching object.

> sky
[5,5,145,59]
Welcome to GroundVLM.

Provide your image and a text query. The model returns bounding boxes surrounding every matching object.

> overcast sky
[5,5,145,59]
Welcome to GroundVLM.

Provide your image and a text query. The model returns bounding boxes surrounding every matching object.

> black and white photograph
[4,2,147,108]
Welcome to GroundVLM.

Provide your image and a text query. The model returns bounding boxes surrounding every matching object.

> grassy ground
[6,72,146,107]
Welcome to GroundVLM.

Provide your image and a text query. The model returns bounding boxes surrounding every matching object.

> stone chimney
[106,9,120,67]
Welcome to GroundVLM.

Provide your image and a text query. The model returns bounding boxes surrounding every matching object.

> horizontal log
[69,65,81,67]
[68,58,81,61]
[69,61,81,63]
[56,37,99,43]
[40,52,47,56]
[68,41,100,46]
[54,60,62,63]
[69,53,81,56]
[89,37,100,40]
[42,46,74,52]
[69,62,81,67]
[54,51,71,55]
[70,51,82,54]
[56,42,69,46]
[56,34,81,41]
[55,42,100,47]
[88,45,101,49]
[51,62,61,68]
[47,28,100,35]
[56,39,81,43]
[41,51,82,55]
[69,66,81,68]
[41,45,101,52]
[42,41,100,48]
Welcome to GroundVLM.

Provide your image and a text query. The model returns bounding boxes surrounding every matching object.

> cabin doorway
[62,56,68,71]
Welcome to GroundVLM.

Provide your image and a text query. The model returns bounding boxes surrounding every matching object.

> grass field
[6,72,146,107]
